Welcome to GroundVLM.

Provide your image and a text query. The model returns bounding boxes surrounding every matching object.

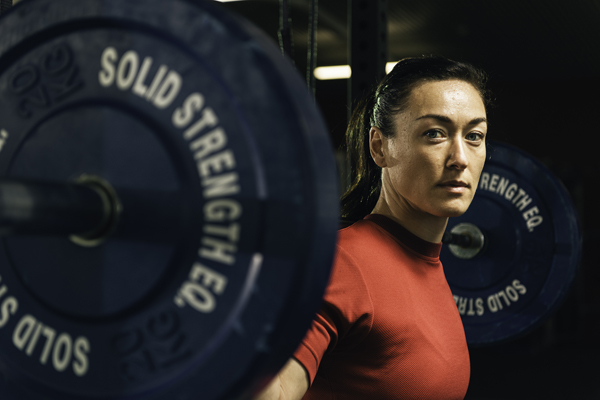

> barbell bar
[0,177,485,252]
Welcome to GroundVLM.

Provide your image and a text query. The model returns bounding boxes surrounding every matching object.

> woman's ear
[369,127,387,168]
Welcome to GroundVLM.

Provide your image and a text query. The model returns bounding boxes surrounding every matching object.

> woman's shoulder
[337,218,391,249]
[337,216,441,262]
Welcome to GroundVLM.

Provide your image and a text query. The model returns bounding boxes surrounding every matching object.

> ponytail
[340,87,381,222]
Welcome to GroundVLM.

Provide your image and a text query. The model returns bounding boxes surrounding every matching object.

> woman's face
[372,79,487,218]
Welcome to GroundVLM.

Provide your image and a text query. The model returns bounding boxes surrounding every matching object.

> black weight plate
[0,0,338,399]
[441,141,581,346]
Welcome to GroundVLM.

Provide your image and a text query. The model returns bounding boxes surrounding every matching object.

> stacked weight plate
[0,0,339,398]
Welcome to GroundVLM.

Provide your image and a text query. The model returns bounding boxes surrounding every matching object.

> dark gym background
[2,0,593,397]
[220,0,599,399]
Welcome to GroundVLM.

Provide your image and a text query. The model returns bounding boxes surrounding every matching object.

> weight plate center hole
[69,174,122,247]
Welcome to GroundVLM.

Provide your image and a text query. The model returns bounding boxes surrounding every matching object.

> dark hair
[340,55,490,222]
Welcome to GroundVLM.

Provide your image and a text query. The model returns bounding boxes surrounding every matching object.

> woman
[257,55,490,400]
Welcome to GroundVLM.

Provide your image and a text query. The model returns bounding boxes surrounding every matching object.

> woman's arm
[254,358,309,400]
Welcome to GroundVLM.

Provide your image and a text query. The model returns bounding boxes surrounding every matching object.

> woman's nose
[446,138,468,170]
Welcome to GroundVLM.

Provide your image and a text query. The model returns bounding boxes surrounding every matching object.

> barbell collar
[442,231,473,247]
[443,222,486,259]
[0,177,112,239]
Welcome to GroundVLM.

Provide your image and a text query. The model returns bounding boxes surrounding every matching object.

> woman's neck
[371,195,449,244]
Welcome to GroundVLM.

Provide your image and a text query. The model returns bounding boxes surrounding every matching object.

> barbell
[0,0,581,398]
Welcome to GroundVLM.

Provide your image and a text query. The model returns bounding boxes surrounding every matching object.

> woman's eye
[425,130,442,139]
[466,132,484,141]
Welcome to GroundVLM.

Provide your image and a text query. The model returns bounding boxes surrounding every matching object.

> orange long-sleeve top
[294,214,470,400]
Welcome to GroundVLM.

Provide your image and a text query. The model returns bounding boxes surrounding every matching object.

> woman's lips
[438,180,469,194]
